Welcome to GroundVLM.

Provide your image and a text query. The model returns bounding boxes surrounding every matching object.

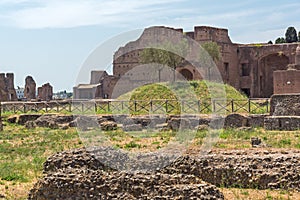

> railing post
[266,99,269,113]
[212,100,216,112]
[23,104,26,113]
[134,100,137,112]
[231,99,234,113]
[107,101,110,112]
[81,103,84,113]
[150,100,153,112]
[165,100,168,113]
[248,99,251,113]
[69,102,72,112]
[95,101,97,113]
[197,100,201,113]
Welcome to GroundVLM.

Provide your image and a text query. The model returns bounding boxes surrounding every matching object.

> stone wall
[28,148,224,200]
[37,83,53,101]
[28,148,300,199]
[0,73,17,101]
[24,76,36,100]
[270,94,300,116]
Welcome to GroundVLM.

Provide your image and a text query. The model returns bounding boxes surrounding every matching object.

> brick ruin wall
[0,73,17,101]
[109,26,300,99]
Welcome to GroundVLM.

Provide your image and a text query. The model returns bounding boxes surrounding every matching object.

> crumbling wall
[38,83,53,101]
[24,76,36,100]
[0,73,17,101]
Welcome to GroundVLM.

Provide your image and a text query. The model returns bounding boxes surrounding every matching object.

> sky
[0,0,299,92]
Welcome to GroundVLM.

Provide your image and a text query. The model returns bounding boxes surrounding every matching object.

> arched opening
[179,69,193,81]
[258,53,289,97]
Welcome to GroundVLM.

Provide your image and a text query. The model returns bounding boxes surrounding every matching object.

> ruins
[74,25,300,99]
[273,45,300,94]
[0,73,17,101]
[24,76,36,100]
[38,83,53,101]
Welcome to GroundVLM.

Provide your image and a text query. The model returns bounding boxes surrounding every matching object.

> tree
[201,41,221,62]
[200,41,221,80]
[275,37,285,44]
[298,31,300,42]
[285,27,298,43]
[268,40,273,44]
[140,39,188,82]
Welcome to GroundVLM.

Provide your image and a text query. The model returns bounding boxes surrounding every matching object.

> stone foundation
[270,94,300,116]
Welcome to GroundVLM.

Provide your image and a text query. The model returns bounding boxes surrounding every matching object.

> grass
[0,122,83,199]
[116,80,268,115]
[1,120,300,199]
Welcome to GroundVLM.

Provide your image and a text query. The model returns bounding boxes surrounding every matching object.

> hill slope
[119,80,247,101]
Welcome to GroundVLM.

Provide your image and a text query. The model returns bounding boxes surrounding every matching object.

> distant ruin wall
[0,73,17,101]
[38,83,53,101]
[24,76,36,100]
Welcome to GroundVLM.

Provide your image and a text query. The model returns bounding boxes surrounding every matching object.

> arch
[179,68,193,81]
[258,53,289,97]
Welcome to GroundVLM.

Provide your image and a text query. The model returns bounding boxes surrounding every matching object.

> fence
[0,98,270,115]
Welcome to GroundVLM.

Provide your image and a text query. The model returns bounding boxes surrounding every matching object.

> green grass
[117,80,268,115]
[0,123,82,185]
[119,80,247,101]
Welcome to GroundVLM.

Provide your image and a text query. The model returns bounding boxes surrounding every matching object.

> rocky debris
[123,124,143,132]
[7,115,17,123]
[251,137,262,147]
[196,124,209,131]
[167,118,192,131]
[162,149,300,191]
[5,113,299,131]
[99,121,117,131]
[224,113,249,128]
[29,148,300,199]
[75,115,99,131]
[25,121,36,129]
[17,114,42,125]
[28,148,224,200]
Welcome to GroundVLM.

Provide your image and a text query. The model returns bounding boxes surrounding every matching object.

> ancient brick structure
[38,83,53,101]
[74,26,300,99]
[273,45,300,94]
[24,76,36,100]
[0,73,17,101]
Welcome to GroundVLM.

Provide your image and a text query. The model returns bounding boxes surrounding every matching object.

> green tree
[201,41,221,61]
[298,31,300,42]
[140,39,188,82]
[200,41,221,80]
[267,40,273,44]
[285,27,298,43]
[275,37,285,44]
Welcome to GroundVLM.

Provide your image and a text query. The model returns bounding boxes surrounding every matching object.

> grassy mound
[116,80,250,115]
[119,80,247,101]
